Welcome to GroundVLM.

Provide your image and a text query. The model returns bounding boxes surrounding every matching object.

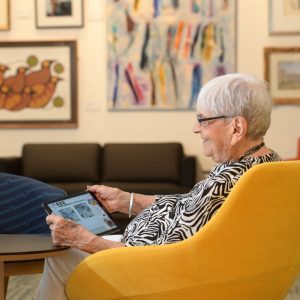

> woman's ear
[231,117,248,144]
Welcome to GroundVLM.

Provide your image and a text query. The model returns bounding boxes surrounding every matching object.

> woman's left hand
[46,214,97,251]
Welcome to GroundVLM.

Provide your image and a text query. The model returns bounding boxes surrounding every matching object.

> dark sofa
[0,142,196,231]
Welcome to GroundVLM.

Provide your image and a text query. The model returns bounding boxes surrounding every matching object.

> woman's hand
[46,214,97,252]
[87,185,130,214]
[46,214,125,253]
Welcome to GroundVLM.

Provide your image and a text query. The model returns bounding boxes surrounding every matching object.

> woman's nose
[193,121,202,133]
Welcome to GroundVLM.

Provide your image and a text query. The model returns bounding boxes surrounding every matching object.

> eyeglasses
[196,115,230,127]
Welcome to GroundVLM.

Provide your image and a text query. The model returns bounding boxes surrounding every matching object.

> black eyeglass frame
[196,115,231,127]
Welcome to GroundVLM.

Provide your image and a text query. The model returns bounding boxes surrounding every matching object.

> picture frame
[0,0,10,31]
[0,41,78,128]
[107,0,237,111]
[35,0,83,29]
[264,47,300,105]
[269,0,300,35]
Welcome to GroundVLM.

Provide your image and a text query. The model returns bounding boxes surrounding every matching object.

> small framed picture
[0,41,78,128]
[35,0,83,29]
[269,0,300,35]
[264,47,300,105]
[0,0,10,30]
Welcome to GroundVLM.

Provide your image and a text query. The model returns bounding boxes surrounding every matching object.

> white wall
[1,0,300,178]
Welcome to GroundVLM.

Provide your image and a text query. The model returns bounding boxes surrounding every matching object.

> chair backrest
[188,160,300,299]
[0,172,66,234]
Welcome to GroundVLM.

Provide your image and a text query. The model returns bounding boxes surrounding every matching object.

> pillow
[0,172,66,234]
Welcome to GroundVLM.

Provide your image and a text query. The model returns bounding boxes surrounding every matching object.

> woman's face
[193,109,235,163]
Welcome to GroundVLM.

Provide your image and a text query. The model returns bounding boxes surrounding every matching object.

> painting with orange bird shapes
[107,0,236,110]
[1,57,63,111]
[0,41,77,128]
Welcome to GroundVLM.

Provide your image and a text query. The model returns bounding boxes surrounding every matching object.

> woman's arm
[87,185,156,216]
[129,193,156,216]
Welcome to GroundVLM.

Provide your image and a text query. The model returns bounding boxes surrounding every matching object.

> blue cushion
[0,172,66,234]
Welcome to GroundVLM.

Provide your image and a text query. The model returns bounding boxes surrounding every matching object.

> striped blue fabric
[0,173,66,234]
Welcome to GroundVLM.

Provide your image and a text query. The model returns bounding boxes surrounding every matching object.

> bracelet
[129,192,134,218]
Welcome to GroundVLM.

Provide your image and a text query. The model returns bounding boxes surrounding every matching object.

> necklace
[238,142,265,161]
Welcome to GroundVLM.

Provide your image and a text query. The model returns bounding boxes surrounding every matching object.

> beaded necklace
[238,142,265,161]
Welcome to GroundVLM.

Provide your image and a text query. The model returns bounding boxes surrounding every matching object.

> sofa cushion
[51,182,96,195]
[22,143,101,182]
[102,143,183,183]
[102,181,190,195]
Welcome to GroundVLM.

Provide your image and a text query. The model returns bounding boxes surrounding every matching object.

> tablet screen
[43,192,120,236]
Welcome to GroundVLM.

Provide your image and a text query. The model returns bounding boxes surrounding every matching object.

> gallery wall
[0,0,300,179]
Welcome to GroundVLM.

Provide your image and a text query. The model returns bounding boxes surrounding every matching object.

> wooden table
[0,234,68,300]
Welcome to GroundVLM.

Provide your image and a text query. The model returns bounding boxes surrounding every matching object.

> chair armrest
[66,238,201,300]
[180,155,196,188]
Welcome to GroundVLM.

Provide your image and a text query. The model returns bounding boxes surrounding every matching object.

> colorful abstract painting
[107,0,236,110]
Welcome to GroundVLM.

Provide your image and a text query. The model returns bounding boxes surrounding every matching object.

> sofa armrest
[0,157,22,174]
[180,155,196,188]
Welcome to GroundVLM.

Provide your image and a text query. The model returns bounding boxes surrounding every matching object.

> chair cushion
[22,143,102,182]
[102,143,183,183]
[0,172,66,234]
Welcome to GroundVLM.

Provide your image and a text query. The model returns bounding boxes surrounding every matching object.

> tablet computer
[42,191,120,236]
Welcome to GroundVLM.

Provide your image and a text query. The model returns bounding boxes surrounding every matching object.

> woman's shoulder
[210,149,281,177]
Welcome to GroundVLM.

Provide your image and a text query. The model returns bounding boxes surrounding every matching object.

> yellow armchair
[66,161,300,300]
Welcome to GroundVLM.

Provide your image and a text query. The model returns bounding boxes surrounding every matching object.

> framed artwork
[107,0,237,110]
[269,0,300,34]
[35,0,83,28]
[0,41,78,128]
[264,47,300,105]
[0,0,10,30]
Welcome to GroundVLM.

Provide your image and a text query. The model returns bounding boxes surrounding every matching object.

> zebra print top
[122,151,281,246]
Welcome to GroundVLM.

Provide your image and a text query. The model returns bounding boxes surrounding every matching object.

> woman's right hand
[86,185,130,214]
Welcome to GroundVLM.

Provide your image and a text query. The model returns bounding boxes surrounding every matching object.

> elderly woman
[35,73,280,299]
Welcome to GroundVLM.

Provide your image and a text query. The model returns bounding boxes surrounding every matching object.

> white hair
[196,73,272,139]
